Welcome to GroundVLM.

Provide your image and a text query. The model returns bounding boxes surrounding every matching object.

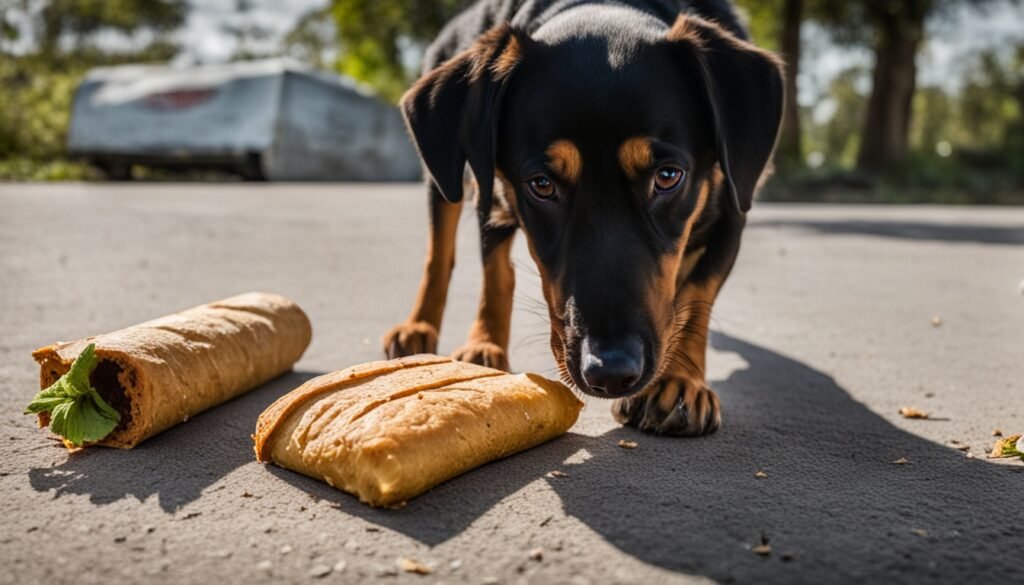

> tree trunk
[777,0,803,171]
[856,0,929,176]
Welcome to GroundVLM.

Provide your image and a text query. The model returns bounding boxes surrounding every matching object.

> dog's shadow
[26,336,1023,582]
[267,429,590,545]
[545,333,1023,583]
[27,371,321,512]
[298,333,1023,583]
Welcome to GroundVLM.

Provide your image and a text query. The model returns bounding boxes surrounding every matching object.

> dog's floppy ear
[401,24,527,211]
[668,15,785,214]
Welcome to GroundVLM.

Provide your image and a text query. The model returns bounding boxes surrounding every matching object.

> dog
[384,0,784,436]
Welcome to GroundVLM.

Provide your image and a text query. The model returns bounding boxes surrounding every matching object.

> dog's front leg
[384,184,463,357]
[451,223,517,371]
[613,278,723,436]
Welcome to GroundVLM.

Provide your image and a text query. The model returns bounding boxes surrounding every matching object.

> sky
[174,0,329,65]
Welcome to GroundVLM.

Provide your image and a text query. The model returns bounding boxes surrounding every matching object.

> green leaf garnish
[25,344,121,447]
[989,434,1024,461]
[1001,439,1024,461]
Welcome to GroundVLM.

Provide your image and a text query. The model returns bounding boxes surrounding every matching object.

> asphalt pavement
[1,183,1022,585]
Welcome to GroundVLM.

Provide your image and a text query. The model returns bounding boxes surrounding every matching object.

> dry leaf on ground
[989,434,1023,459]
[752,543,772,556]
[899,407,930,419]
[398,558,432,575]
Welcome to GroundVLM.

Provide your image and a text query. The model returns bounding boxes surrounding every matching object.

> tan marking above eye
[545,140,582,184]
[618,137,654,181]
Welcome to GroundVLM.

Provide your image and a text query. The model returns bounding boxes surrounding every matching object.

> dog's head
[402,11,784,398]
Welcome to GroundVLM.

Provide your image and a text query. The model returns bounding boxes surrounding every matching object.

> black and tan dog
[384,0,784,436]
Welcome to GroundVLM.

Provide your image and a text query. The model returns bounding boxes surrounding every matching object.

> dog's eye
[526,175,556,200]
[653,167,686,194]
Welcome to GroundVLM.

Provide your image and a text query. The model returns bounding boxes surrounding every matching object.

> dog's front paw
[612,377,721,436]
[383,321,438,358]
[451,341,509,371]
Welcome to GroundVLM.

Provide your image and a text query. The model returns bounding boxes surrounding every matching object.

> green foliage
[330,0,466,101]
[766,47,1024,203]
[282,8,336,70]
[894,48,1023,198]
[734,0,866,48]
[999,437,1024,461]
[1,11,19,44]
[733,0,783,50]
[803,68,869,170]
[37,0,186,55]
[957,49,1024,154]
[0,56,78,161]
[25,344,121,447]
[739,0,1024,201]
[0,0,183,179]
[0,157,97,180]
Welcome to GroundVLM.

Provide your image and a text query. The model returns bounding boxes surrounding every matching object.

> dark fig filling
[90,360,133,434]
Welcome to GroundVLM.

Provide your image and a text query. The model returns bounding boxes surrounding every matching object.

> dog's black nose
[581,336,644,397]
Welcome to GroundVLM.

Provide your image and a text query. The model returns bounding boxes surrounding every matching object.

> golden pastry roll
[253,355,583,507]
[29,292,312,449]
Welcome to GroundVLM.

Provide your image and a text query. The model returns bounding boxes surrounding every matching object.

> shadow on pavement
[27,371,320,513]
[267,432,589,547]
[45,334,1018,582]
[750,218,1024,245]
[286,333,1022,583]
[544,333,1022,583]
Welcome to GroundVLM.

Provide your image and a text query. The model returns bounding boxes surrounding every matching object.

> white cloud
[174,0,329,65]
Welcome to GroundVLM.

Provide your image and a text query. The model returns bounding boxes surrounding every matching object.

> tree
[282,7,336,70]
[36,0,186,58]
[854,0,1016,176]
[956,48,1024,173]
[0,0,186,178]
[735,0,857,171]
[223,0,274,61]
[807,67,870,169]
[777,0,804,170]
[855,0,932,175]
[1,7,19,53]
[330,0,466,100]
